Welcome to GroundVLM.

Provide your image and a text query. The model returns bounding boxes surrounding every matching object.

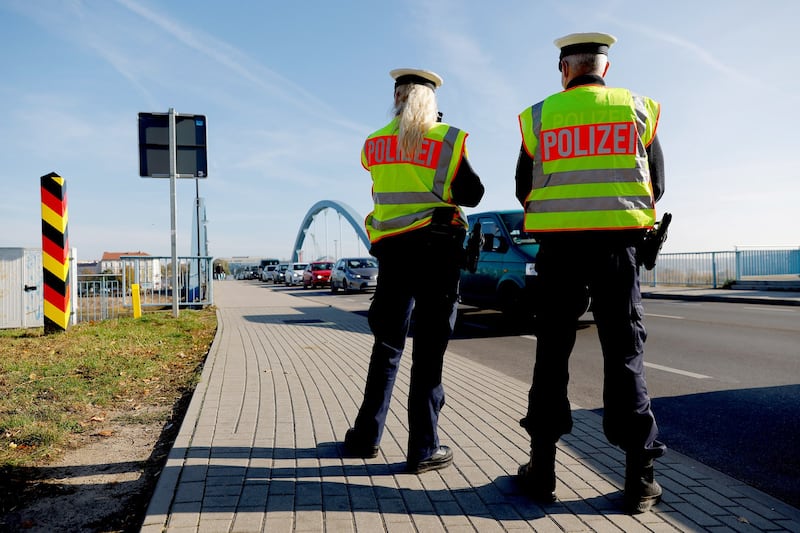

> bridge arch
[291,200,371,262]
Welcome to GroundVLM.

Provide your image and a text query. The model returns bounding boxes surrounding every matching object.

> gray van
[459,209,590,320]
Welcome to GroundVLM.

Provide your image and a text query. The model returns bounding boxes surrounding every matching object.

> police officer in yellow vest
[515,33,666,513]
[343,68,484,473]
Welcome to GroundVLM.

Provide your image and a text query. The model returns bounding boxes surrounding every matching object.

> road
[271,282,800,509]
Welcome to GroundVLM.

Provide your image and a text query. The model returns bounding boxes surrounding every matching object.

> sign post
[138,109,208,317]
[168,108,179,316]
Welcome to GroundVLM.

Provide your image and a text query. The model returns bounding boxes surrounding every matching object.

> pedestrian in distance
[514,33,667,513]
[343,67,484,474]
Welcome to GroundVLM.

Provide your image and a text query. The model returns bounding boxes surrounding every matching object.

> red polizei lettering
[541,122,637,161]
[365,135,442,168]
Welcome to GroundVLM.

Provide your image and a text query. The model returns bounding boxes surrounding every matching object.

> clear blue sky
[1,0,798,261]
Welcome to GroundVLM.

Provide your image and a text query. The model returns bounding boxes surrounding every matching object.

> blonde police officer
[344,68,484,474]
[514,33,666,513]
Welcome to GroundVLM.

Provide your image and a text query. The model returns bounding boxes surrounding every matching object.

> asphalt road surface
[277,283,800,510]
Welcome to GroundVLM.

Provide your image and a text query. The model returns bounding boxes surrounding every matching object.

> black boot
[516,440,557,503]
[624,455,662,513]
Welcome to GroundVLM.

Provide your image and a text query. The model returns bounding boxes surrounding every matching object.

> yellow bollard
[131,283,142,319]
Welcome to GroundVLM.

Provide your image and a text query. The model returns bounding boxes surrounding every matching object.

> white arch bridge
[291,200,371,262]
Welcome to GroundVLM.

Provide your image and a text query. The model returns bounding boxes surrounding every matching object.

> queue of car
[256,257,378,294]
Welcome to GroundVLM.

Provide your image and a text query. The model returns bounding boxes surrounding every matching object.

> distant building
[100,251,162,290]
[76,260,101,276]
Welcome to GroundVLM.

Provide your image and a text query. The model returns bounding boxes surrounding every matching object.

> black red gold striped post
[40,172,70,333]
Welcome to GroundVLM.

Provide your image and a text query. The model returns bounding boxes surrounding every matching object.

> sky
[1,0,798,262]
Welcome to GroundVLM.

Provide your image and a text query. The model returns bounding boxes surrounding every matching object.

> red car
[302,261,334,288]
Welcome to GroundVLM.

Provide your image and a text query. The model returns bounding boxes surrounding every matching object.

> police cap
[554,32,617,60]
[390,68,443,91]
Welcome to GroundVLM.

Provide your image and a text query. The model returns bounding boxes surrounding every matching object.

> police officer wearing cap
[514,33,666,513]
[344,68,484,473]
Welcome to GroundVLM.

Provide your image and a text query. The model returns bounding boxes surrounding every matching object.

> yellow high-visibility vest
[362,117,468,243]
[518,85,660,232]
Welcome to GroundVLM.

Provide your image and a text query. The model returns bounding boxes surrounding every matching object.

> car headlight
[525,263,536,276]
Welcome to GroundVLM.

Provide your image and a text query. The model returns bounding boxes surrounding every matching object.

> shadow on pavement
[593,384,800,509]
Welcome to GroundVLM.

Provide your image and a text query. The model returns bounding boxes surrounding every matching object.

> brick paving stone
[230,512,265,532]
[174,481,205,503]
[324,518,356,533]
[294,509,323,531]
[409,514,447,533]
[197,520,233,533]
[383,518,416,533]
[262,515,293,532]
[353,512,385,532]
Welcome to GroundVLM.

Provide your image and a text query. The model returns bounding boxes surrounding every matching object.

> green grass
[0,308,216,467]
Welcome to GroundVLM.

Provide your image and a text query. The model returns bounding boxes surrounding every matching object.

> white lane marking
[645,313,684,320]
[520,336,711,379]
[645,362,711,379]
[743,306,797,313]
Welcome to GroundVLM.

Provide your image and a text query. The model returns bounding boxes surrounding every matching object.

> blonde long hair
[393,83,438,158]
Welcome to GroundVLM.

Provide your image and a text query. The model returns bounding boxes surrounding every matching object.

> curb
[642,291,800,307]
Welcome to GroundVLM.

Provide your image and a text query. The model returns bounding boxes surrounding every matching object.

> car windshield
[348,259,377,269]
[500,212,538,244]
[313,263,333,271]
[293,263,308,270]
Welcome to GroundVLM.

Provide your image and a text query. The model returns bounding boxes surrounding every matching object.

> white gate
[0,248,44,329]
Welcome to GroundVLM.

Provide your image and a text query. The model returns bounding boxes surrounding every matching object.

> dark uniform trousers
[351,227,465,464]
[521,235,666,459]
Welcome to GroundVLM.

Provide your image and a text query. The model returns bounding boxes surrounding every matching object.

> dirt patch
[1,399,190,532]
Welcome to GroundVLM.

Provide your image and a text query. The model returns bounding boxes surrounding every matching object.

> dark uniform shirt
[450,155,485,208]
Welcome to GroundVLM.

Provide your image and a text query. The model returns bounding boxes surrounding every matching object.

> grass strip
[0,308,216,467]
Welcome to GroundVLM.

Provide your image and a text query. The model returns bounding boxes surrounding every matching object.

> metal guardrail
[641,248,800,288]
[73,256,213,323]
[121,255,214,308]
[75,276,125,323]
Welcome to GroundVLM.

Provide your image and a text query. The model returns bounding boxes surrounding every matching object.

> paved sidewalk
[142,281,800,532]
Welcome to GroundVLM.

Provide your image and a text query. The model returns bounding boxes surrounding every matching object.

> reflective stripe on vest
[518,86,659,232]
[362,120,467,242]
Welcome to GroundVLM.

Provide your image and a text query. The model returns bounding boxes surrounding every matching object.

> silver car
[330,257,378,293]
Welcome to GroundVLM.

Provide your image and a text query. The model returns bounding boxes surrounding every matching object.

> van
[459,209,590,320]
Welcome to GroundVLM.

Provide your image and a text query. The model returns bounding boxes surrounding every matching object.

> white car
[284,262,309,286]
